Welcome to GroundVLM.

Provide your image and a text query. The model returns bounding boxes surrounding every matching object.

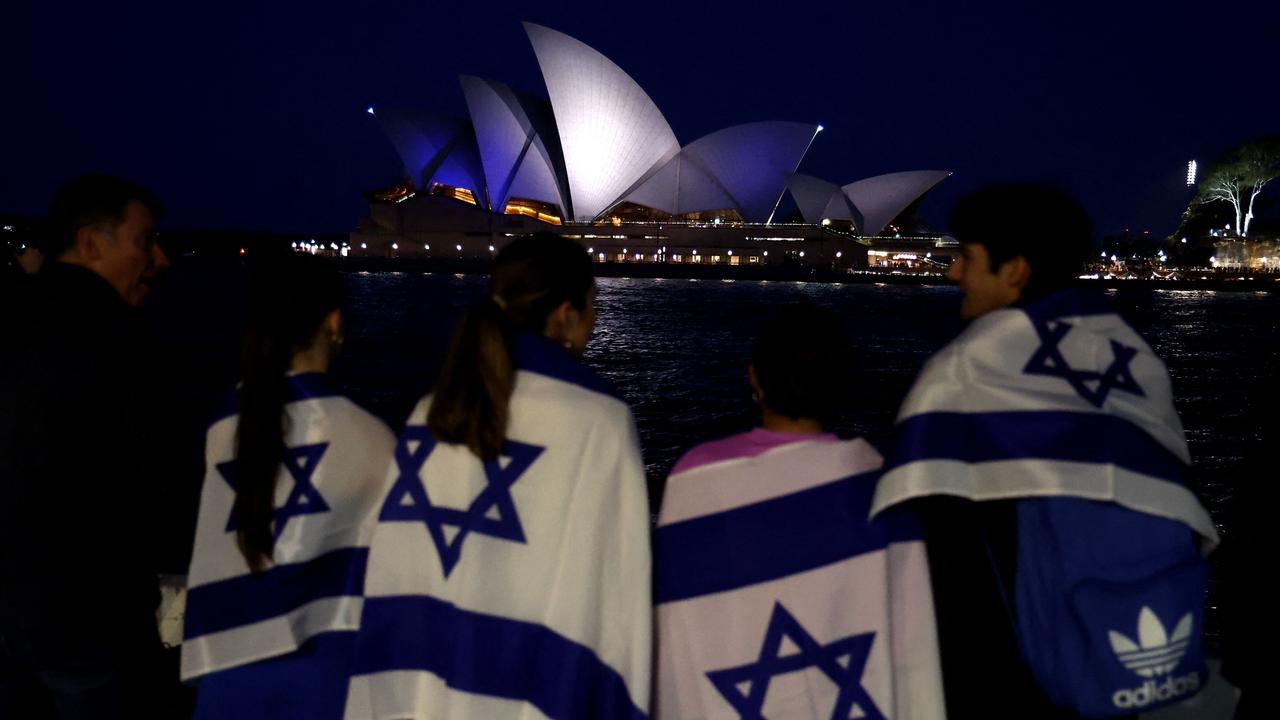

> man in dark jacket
[0,175,171,719]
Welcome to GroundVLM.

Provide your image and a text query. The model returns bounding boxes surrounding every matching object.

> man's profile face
[946,242,1022,320]
[95,200,169,306]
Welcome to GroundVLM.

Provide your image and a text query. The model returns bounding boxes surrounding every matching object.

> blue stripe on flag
[208,372,342,426]
[354,595,647,720]
[888,411,1185,482]
[654,472,922,604]
[185,547,367,639]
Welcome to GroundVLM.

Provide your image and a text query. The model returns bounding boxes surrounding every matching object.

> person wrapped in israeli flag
[183,255,396,719]
[346,234,651,720]
[871,184,1218,719]
[656,305,944,720]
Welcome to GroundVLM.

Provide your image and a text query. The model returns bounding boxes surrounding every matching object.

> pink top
[669,427,839,476]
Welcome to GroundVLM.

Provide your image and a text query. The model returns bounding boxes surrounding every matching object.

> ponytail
[232,253,343,571]
[427,299,515,461]
[428,233,592,461]
[233,333,292,571]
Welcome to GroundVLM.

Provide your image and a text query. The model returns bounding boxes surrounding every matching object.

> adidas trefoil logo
[1107,607,1200,710]
[1107,606,1192,677]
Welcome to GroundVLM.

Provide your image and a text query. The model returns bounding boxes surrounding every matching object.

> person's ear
[999,255,1032,291]
[324,309,342,340]
[544,300,572,341]
[748,364,763,404]
[75,224,105,261]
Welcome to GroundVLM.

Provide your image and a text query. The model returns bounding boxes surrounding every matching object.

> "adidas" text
[1111,672,1201,709]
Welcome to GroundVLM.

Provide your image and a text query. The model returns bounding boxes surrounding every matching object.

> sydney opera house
[350,23,955,270]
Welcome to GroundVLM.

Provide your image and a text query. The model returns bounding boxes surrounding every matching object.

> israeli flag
[346,334,652,720]
[182,373,396,681]
[655,433,945,720]
[870,289,1218,547]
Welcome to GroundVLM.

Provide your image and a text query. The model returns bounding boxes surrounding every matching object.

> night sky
[4,0,1278,237]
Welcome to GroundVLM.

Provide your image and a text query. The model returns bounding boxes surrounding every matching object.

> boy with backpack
[871,183,1218,719]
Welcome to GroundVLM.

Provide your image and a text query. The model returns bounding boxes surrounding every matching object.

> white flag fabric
[182,372,396,680]
[870,290,1218,547]
[655,429,945,720]
[346,334,652,720]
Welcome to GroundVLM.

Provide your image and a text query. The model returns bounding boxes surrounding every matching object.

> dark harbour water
[324,273,1278,646]
[333,273,1278,529]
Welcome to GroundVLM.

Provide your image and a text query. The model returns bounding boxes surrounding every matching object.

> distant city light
[2,225,13,231]
[622,248,628,254]
[587,247,593,253]
[1186,160,1197,187]
[239,248,246,256]
[488,245,495,252]
[391,243,399,250]
[1210,256,1217,263]
[361,242,367,249]
[366,106,375,115]
[1111,254,1118,262]
[424,244,430,250]
[821,218,831,226]
[799,251,805,258]
[291,242,297,248]
[1101,251,1107,258]
[330,243,338,250]
[727,250,733,256]
[1181,237,1187,244]
[836,251,842,258]
[456,244,462,251]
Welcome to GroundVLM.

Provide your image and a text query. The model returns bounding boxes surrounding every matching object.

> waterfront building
[1211,238,1280,272]
[350,23,953,270]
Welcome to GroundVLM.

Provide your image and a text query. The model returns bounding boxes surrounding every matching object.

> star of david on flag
[380,425,544,577]
[217,442,331,540]
[1023,317,1145,407]
[706,603,884,720]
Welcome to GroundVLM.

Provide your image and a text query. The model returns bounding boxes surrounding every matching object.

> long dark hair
[428,233,592,460]
[233,253,343,571]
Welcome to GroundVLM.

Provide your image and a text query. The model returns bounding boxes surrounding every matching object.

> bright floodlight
[816,124,824,133]
[1186,160,1197,187]
[366,106,375,115]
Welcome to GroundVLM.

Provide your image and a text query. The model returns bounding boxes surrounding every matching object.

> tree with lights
[1195,135,1280,238]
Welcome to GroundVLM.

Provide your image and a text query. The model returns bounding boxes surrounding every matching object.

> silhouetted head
[45,174,169,306]
[946,183,1091,319]
[749,303,850,424]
